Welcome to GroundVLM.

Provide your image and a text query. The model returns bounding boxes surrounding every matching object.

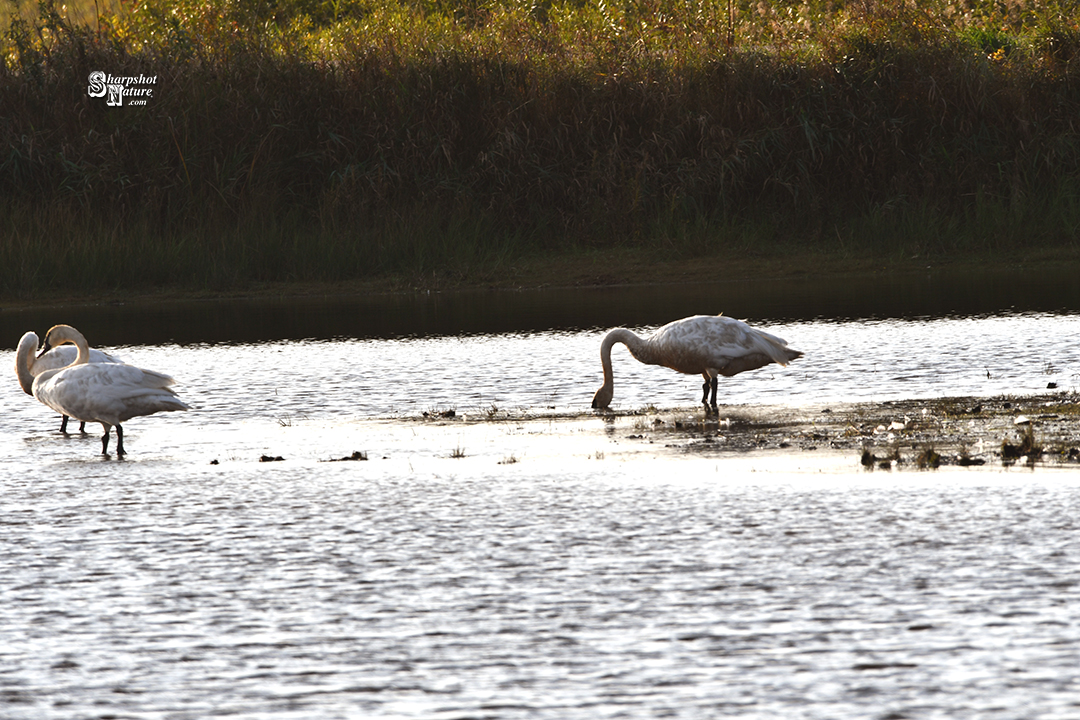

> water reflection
[3,265,1078,346]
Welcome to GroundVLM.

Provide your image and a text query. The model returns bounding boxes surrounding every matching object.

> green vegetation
[2,0,1079,298]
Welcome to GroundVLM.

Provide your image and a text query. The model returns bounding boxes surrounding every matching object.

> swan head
[39,324,87,358]
[591,383,613,410]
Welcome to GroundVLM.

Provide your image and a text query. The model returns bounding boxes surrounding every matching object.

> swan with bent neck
[29,324,191,456]
[591,314,803,413]
[15,331,123,433]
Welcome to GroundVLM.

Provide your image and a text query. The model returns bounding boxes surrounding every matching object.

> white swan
[591,314,803,413]
[30,325,191,456]
[15,331,124,433]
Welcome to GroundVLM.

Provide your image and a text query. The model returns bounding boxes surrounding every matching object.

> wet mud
[417,392,1080,470]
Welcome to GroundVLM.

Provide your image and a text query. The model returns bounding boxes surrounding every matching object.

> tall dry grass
[1,0,1079,296]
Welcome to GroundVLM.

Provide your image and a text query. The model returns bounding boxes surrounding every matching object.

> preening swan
[591,314,803,413]
[31,325,190,456]
[15,331,123,433]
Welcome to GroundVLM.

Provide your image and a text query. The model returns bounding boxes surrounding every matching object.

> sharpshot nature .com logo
[87,71,158,107]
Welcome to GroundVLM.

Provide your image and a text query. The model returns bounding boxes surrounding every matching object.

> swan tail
[751,329,803,367]
[112,394,190,423]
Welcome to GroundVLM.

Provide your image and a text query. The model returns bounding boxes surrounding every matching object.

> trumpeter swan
[31,325,190,456]
[591,314,803,413]
[15,331,124,433]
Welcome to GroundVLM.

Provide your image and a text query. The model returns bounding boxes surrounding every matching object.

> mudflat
[415,392,1080,471]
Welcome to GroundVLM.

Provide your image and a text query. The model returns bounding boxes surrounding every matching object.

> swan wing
[34,363,190,426]
[89,348,125,364]
[30,345,78,374]
[31,346,125,375]
[652,315,800,374]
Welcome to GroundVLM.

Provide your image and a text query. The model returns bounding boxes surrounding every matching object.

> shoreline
[4,248,1079,312]
[8,249,1079,473]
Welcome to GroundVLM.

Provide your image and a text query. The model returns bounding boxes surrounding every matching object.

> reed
[2,0,1079,297]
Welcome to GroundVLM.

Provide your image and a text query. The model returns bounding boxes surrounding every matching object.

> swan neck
[73,337,90,366]
[610,327,657,362]
[42,325,91,367]
[601,328,648,382]
[14,333,37,395]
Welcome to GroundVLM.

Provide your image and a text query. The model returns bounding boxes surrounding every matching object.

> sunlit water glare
[12,312,1075,428]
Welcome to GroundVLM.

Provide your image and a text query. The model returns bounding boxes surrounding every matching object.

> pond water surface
[2,268,1079,719]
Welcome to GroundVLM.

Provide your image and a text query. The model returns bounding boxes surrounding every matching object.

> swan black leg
[701,377,711,408]
[60,415,69,434]
[709,377,719,413]
[79,422,87,434]
[100,425,125,456]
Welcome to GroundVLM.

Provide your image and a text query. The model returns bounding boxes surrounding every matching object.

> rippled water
[9,312,1078,428]
[2,280,1080,718]
[4,468,1080,720]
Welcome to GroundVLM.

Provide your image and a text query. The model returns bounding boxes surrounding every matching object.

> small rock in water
[259,454,285,462]
[326,451,368,462]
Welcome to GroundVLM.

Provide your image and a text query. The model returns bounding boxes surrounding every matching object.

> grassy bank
[2,0,1079,300]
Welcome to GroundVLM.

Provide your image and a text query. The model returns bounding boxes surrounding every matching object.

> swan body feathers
[16,332,126,433]
[34,362,188,426]
[16,332,123,393]
[15,331,125,432]
[29,325,189,455]
[592,314,802,412]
